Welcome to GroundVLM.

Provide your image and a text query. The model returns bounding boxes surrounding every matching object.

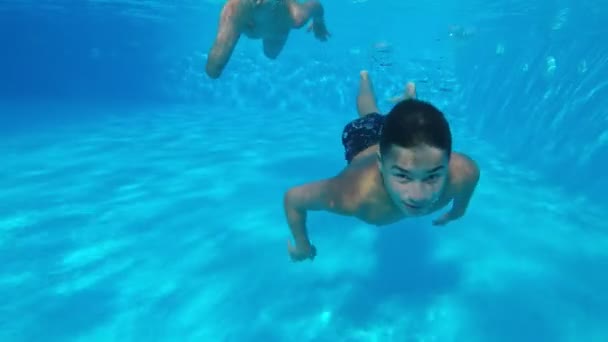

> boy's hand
[432,211,463,226]
[307,19,330,41]
[432,212,454,226]
[287,240,317,262]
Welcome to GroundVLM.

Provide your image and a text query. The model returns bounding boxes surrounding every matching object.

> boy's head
[378,99,452,215]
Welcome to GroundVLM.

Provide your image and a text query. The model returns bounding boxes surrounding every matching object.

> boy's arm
[289,0,330,41]
[289,0,324,27]
[205,0,246,79]
[300,0,324,20]
[284,177,345,260]
[433,160,480,226]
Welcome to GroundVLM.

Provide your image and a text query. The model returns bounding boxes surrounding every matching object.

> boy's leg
[356,70,381,117]
[388,81,418,103]
[263,34,288,59]
[403,82,417,99]
[341,70,385,163]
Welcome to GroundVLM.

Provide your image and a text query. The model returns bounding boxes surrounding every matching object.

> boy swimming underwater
[206,0,329,79]
[284,71,480,261]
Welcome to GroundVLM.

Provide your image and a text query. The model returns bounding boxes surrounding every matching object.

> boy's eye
[426,174,440,181]
[396,174,412,180]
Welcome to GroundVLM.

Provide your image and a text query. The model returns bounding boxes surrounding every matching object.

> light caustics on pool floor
[1,106,607,341]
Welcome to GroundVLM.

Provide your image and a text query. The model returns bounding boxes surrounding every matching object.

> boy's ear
[376,151,383,170]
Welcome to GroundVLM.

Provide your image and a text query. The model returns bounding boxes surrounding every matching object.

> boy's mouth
[403,202,423,210]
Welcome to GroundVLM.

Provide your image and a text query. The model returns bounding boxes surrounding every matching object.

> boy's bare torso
[331,145,475,226]
[240,0,294,39]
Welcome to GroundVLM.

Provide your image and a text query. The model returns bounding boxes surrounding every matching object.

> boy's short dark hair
[379,99,452,157]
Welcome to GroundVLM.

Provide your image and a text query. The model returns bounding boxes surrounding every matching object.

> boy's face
[378,144,450,216]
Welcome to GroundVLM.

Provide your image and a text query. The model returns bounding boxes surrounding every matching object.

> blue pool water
[1,1,607,341]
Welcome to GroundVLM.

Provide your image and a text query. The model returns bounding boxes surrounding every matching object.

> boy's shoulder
[449,152,480,190]
[329,155,385,212]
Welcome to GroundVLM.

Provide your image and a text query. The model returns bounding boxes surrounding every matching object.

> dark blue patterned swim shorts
[341,112,385,164]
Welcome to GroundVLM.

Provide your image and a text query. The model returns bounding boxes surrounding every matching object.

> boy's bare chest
[244,3,291,37]
[356,204,404,226]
